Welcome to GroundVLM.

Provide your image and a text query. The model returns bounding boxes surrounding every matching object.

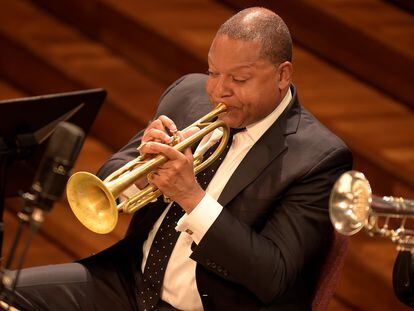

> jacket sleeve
[97,74,206,179]
[190,146,353,303]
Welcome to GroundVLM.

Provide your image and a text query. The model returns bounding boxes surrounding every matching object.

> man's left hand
[139,140,205,213]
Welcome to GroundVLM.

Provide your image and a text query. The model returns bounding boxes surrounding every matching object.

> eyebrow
[208,58,256,72]
[230,64,255,71]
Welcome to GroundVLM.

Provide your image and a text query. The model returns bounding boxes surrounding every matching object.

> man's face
[206,35,286,128]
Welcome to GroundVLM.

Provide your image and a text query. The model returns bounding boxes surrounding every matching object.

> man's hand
[134,115,178,189]
[139,139,204,214]
[134,116,204,212]
[139,115,178,155]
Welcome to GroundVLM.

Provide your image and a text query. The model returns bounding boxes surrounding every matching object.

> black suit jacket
[83,74,353,310]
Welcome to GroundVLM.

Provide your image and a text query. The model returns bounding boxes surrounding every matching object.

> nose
[211,76,233,101]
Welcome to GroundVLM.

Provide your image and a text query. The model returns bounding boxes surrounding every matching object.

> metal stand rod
[0,193,42,311]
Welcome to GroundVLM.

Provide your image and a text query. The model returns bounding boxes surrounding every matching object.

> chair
[312,231,349,310]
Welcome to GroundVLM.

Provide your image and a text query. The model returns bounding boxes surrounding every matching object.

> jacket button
[211,262,217,269]
[217,266,222,273]
[206,259,211,266]
[223,269,229,276]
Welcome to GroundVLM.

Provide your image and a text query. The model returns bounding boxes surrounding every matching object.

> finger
[158,115,177,134]
[147,171,154,183]
[145,142,184,161]
[139,141,164,155]
[183,147,194,162]
[142,128,174,144]
[146,119,165,132]
[176,130,185,143]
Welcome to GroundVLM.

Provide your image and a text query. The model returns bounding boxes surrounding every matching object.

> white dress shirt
[139,89,292,310]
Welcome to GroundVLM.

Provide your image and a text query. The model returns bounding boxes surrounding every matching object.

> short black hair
[217,7,292,64]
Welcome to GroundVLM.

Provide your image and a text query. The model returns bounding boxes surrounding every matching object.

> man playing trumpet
[8,7,352,311]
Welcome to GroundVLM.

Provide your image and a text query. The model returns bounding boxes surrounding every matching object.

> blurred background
[0,0,413,310]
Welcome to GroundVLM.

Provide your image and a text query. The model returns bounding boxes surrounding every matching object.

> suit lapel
[217,86,301,207]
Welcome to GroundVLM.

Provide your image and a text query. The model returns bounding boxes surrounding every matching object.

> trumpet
[329,170,414,249]
[66,103,230,234]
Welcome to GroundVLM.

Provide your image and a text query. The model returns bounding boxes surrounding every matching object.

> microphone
[30,122,85,212]
[0,122,85,297]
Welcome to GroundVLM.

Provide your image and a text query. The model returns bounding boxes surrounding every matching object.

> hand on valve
[136,115,204,213]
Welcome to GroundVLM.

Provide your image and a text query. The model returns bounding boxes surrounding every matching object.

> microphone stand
[0,122,85,310]
[0,192,45,310]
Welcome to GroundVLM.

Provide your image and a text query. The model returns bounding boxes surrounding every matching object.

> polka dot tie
[137,128,244,310]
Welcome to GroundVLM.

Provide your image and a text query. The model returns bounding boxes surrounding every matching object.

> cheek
[234,86,278,122]
[205,78,219,99]
[234,88,256,113]
[205,80,213,97]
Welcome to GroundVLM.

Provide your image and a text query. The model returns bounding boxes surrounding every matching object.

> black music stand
[0,88,106,257]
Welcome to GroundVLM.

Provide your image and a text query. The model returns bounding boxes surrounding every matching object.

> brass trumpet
[329,170,414,249]
[66,103,229,234]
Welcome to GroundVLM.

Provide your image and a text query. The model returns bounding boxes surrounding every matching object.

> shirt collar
[243,87,292,143]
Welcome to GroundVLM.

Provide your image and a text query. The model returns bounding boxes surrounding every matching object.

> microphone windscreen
[32,122,85,210]
[44,122,84,166]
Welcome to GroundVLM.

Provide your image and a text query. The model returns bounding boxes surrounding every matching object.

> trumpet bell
[329,170,372,236]
[67,172,118,234]
[66,103,229,234]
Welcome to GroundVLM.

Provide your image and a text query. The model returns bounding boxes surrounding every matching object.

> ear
[277,61,293,90]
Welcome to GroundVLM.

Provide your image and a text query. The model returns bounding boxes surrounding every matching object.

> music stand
[0,88,107,257]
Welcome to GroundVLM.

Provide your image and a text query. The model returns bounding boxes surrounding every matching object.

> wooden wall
[1,0,413,310]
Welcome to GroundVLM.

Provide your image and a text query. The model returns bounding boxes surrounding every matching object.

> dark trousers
[2,263,178,311]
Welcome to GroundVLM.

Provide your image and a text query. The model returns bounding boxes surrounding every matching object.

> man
[7,7,352,311]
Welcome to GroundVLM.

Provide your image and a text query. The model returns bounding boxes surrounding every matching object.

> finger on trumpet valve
[147,171,155,184]
[137,141,148,153]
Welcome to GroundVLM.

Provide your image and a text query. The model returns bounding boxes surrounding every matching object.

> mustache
[210,101,238,109]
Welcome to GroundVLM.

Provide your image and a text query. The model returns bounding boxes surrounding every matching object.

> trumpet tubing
[67,103,229,234]
[329,170,414,248]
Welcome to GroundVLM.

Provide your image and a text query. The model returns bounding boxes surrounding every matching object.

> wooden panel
[387,0,414,14]
[218,0,414,110]
[292,50,414,191]
[98,0,230,56]
[0,0,161,123]
[0,32,138,151]
[0,0,166,149]
[0,81,24,100]
[30,0,206,85]
[2,1,414,309]
[311,0,414,58]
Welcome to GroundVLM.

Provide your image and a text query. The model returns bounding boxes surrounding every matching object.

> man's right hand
[133,115,177,189]
[139,115,178,157]
[134,116,199,189]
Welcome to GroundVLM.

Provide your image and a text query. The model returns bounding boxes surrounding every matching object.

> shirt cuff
[176,193,223,244]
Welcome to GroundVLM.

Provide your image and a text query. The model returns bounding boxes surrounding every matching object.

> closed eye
[232,76,249,83]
